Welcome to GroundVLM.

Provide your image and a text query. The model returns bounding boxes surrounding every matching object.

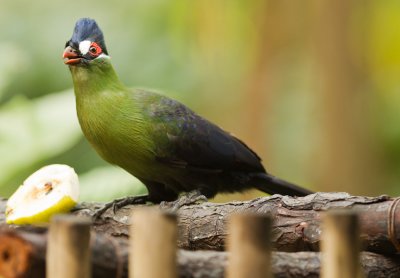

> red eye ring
[88,42,102,56]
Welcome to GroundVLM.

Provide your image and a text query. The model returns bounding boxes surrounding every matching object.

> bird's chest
[76,97,153,166]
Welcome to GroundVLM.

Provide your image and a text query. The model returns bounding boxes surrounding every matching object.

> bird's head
[63,18,109,66]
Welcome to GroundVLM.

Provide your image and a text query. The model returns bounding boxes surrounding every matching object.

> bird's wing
[141,91,266,173]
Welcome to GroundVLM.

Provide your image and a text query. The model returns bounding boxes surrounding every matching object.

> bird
[63,18,312,214]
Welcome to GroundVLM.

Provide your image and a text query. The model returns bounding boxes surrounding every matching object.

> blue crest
[69,18,108,55]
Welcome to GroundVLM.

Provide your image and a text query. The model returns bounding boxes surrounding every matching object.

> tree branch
[0,227,399,278]
[1,192,399,254]
[73,193,398,254]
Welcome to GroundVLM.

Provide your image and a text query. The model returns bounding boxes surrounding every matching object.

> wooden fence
[44,208,362,278]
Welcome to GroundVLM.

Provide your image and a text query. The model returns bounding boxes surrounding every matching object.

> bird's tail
[252,173,313,197]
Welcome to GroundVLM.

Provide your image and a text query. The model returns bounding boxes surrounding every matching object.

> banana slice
[6,164,79,225]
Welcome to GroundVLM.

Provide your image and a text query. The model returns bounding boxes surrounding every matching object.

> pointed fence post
[46,214,91,278]
[226,213,272,278]
[321,210,362,278]
[130,207,177,278]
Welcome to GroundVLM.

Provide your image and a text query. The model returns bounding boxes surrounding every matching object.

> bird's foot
[160,190,207,211]
[92,194,149,220]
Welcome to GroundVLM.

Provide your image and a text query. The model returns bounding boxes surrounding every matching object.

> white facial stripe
[97,53,110,59]
[79,40,91,55]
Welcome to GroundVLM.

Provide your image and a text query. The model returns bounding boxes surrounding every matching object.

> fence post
[226,213,272,278]
[46,214,91,278]
[321,210,362,278]
[130,207,177,278]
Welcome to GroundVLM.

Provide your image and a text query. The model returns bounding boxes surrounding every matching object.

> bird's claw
[160,190,207,211]
[92,194,149,221]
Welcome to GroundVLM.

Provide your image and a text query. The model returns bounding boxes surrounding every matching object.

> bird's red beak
[63,46,82,65]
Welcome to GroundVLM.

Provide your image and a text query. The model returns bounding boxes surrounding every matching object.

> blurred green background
[1,0,400,202]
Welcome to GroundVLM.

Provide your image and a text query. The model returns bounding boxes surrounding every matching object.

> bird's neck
[69,58,126,97]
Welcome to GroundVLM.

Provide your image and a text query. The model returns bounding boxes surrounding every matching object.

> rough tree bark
[0,228,399,278]
[1,193,400,253]
[1,192,400,259]
[67,193,400,254]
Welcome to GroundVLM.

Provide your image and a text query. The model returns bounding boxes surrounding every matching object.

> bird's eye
[88,42,102,56]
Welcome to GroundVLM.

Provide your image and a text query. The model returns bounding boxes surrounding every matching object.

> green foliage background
[1,1,400,201]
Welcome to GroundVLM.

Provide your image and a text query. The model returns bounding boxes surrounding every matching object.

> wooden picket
[44,209,362,278]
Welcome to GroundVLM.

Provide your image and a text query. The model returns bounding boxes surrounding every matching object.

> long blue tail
[253,173,313,196]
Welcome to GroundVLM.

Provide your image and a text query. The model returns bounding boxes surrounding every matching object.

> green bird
[63,18,312,213]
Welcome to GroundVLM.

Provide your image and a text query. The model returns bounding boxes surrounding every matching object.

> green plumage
[64,18,312,203]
